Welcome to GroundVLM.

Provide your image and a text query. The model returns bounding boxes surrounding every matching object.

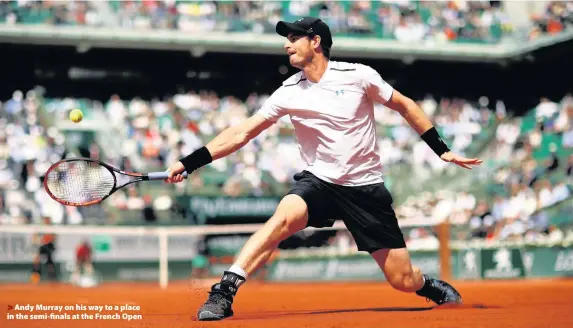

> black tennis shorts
[287,170,406,253]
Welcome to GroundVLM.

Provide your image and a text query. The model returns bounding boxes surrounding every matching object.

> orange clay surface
[1,279,572,328]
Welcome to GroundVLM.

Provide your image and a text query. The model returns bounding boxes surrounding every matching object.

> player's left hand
[440,152,483,170]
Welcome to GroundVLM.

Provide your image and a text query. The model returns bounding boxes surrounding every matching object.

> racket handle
[147,171,189,180]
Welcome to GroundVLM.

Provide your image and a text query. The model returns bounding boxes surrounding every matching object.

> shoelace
[206,291,230,305]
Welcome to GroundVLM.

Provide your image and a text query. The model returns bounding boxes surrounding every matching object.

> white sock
[228,265,248,281]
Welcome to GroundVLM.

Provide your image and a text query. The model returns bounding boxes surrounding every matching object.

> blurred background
[0,0,572,286]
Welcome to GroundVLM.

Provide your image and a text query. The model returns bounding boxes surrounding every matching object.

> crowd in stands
[1,1,572,43]
[0,88,79,226]
[1,84,572,247]
[109,0,513,43]
[396,93,573,246]
[0,0,101,26]
[529,1,573,40]
[0,0,572,245]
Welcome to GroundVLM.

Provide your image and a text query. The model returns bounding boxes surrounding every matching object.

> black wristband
[420,127,450,157]
[179,146,213,173]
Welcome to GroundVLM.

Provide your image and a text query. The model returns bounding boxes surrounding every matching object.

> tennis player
[166,17,482,321]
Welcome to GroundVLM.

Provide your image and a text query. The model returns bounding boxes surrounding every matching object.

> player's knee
[268,195,308,240]
[268,212,302,241]
[267,215,288,241]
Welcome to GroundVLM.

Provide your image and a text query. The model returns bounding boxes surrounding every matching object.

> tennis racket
[43,158,188,207]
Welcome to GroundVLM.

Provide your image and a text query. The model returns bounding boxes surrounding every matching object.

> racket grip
[147,171,189,180]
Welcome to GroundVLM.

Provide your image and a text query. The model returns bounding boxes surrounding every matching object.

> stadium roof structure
[1,25,572,64]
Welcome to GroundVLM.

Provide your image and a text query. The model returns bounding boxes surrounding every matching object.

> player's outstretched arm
[204,114,273,161]
[165,114,274,183]
[384,90,483,170]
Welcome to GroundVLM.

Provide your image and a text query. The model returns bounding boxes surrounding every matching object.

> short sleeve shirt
[257,60,394,186]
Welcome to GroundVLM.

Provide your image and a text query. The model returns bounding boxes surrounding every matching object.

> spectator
[72,239,95,286]
[529,1,573,40]
[552,181,571,203]
[469,201,494,239]
[566,155,573,178]
[142,194,157,223]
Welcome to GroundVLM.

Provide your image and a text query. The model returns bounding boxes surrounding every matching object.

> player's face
[284,33,314,69]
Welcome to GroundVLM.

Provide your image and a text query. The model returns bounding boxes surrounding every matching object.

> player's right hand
[165,161,186,183]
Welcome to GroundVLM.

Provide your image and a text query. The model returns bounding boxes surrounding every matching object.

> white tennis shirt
[257,60,394,186]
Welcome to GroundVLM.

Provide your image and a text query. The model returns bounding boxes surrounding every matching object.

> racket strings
[45,161,115,205]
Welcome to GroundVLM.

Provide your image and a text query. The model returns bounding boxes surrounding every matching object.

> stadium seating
[2,1,571,43]
[1,1,572,245]
[1,84,571,245]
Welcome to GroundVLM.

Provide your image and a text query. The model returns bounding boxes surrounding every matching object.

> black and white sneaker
[415,275,463,305]
[197,282,236,321]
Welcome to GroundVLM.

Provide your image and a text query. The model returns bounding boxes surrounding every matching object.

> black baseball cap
[276,17,333,49]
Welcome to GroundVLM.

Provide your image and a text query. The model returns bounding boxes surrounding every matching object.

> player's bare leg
[197,194,309,321]
[372,248,462,305]
[233,195,308,273]
[372,248,424,292]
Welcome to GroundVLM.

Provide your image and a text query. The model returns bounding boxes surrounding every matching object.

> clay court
[1,279,572,328]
